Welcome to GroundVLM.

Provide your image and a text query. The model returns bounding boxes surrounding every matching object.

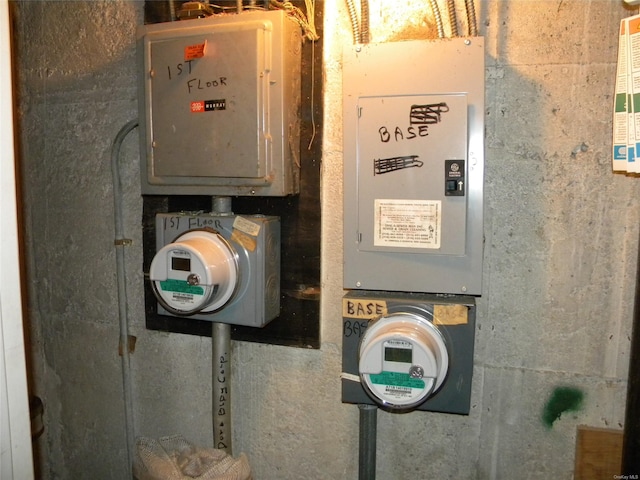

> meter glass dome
[358,312,449,410]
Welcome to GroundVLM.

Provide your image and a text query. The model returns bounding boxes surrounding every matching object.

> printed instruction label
[373,199,441,249]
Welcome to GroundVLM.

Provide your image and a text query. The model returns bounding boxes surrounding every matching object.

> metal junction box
[137,10,301,196]
[343,38,485,295]
[341,291,476,414]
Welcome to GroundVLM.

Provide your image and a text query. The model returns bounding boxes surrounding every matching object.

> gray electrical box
[341,291,476,414]
[137,10,301,196]
[343,38,485,295]
[150,212,280,327]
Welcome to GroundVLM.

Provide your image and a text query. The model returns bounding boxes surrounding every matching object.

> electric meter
[149,212,280,328]
[149,229,239,316]
[359,312,449,410]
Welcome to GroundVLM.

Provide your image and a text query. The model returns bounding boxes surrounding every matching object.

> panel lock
[445,159,465,196]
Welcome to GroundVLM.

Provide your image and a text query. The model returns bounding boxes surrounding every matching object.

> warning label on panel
[184,42,206,61]
[373,199,441,249]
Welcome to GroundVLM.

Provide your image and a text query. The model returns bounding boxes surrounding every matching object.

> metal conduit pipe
[213,322,232,454]
[359,404,377,480]
[447,0,459,37]
[428,0,445,38]
[212,196,233,455]
[465,0,478,36]
[110,118,139,473]
[359,0,369,44]
[345,0,361,44]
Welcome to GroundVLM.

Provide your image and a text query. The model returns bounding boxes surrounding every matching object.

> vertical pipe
[213,196,233,215]
[358,404,377,480]
[428,0,445,38]
[359,0,369,44]
[212,322,232,454]
[464,0,478,37]
[110,119,139,473]
[212,196,233,454]
[447,0,459,37]
[345,0,361,45]
[622,229,640,473]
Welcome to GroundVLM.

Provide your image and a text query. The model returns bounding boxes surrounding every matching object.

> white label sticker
[373,199,441,249]
[233,216,261,237]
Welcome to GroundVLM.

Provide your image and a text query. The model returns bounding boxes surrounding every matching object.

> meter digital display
[171,256,191,272]
[384,346,412,363]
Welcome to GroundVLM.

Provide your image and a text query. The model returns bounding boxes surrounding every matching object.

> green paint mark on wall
[542,386,584,429]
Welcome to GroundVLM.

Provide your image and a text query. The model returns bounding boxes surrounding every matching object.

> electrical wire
[270,0,319,41]
[307,39,317,151]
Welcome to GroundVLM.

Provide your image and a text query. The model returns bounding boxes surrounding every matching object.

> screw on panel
[464,39,471,46]
[461,286,467,292]
[356,281,362,287]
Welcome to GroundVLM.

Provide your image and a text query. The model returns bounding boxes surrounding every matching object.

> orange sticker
[184,42,206,60]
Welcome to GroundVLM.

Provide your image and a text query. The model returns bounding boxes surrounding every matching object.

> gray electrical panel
[343,38,485,295]
[137,10,301,196]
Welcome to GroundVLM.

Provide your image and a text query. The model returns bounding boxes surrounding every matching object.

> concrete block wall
[12,0,640,478]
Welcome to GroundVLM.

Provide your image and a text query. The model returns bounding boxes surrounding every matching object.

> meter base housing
[341,290,475,414]
[154,212,280,327]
